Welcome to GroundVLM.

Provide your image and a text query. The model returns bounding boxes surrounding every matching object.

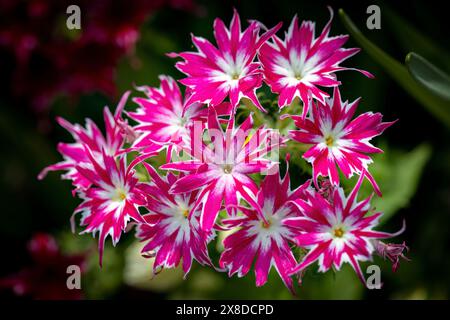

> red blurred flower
[0,0,198,111]
[0,233,88,300]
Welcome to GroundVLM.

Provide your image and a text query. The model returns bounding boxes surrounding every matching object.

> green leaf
[297,265,364,299]
[338,9,450,128]
[406,52,450,101]
[373,144,431,222]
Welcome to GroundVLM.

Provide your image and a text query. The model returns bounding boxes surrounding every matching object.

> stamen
[333,227,344,238]
[112,189,127,202]
[223,164,233,174]
[325,135,334,147]
[261,220,271,229]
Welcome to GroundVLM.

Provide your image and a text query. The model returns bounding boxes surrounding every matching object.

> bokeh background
[0,0,449,299]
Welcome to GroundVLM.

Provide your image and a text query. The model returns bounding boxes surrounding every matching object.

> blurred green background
[0,0,449,299]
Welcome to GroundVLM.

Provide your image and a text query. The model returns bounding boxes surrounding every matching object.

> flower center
[261,220,271,229]
[223,164,233,174]
[175,200,191,220]
[112,188,127,202]
[333,227,344,238]
[178,116,188,127]
[294,72,303,81]
[325,135,334,147]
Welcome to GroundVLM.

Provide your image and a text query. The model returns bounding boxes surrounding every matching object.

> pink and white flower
[129,75,231,158]
[38,92,134,191]
[219,165,310,293]
[259,7,373,118]
[287,173,405,284]
[169,9,282,112]
[136,163,214,276]
[161,109,282,231]
[288,87,395,195]
[73,150,147,266]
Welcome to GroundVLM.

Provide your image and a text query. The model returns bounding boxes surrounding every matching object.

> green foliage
[296,265,364,299]
[83,246,124,299]
[406,53,450,101]
[342,144,432,223]
[372,144,431,222]
[339,9,450,128]
[383,5,450,73]
[58,232,124,299]
[116,26,179,94]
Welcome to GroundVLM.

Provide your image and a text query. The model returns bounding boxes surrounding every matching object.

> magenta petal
[199,183,224,231]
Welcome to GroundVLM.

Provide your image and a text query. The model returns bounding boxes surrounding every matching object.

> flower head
[161,109,282,231]
[136,163,214,276]
[219,165,309,293]
[170,9,282,112]
[287,173,405,285]
[288,87,395,195]
[259,7,373,118]
[73,150,147,266]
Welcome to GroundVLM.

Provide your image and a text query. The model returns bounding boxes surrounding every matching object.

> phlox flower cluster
[40,8,408,293]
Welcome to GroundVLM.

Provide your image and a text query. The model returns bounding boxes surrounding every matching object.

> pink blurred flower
[0,0,198,111]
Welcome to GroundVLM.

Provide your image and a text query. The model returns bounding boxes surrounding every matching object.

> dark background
[0,0,449,299]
